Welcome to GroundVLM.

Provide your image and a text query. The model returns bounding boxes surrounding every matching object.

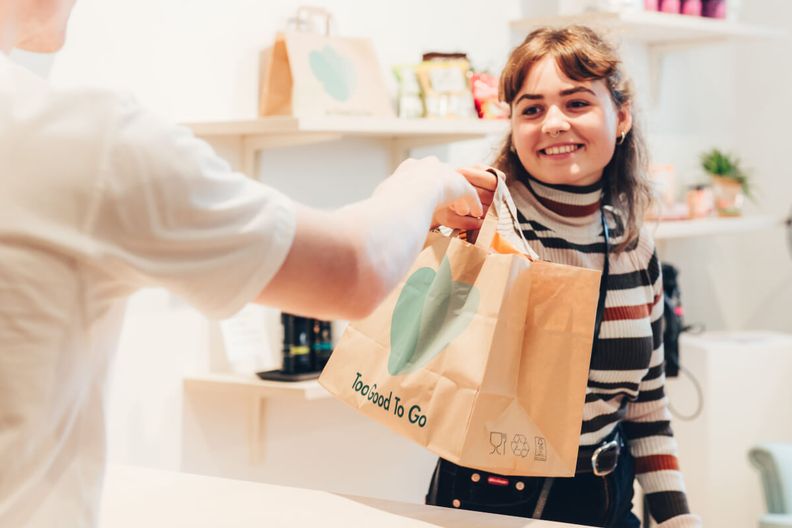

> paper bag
[259,31,395,118]
[319,176,601,476]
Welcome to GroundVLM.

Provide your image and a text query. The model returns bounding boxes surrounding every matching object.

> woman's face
[511,56,631,187]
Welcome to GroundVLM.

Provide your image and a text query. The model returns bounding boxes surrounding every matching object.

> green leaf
[700,148,754,201]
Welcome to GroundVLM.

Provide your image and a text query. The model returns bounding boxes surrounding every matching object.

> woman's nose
[541,105,570,136]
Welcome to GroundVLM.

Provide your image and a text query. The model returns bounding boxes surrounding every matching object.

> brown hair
[493,25,651,253]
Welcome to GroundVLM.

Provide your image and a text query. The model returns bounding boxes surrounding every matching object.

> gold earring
[616,130,627,145]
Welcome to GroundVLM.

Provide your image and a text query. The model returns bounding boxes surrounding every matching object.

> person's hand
[375,156,483,223]
[431,164,498,230]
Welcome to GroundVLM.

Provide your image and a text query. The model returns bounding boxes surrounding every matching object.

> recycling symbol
[511,434,530,457]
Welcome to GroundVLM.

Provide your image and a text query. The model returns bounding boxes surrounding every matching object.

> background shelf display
[511,11,787,104]
[651,215,782,240]
[510,11,786,47]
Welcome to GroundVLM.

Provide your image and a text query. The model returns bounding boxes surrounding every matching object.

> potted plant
[700,148,753,217]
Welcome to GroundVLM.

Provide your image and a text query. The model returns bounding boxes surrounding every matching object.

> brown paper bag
[319,177,600,476]
[259,31,395,118]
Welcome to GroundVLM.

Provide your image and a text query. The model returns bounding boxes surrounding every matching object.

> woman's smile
[538,142,585,159]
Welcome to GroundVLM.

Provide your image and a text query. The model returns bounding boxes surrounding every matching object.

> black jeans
[425,442,640,527]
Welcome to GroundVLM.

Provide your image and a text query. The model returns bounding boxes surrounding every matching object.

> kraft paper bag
[319,174,601,477]
[259,31,395,118]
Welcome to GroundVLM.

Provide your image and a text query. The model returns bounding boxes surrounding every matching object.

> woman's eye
[568,100,590,109]
[521,105,542,117]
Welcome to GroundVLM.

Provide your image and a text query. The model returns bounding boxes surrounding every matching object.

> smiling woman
[429,25,701,528]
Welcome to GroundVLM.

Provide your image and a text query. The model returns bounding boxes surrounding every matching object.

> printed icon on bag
[535,436,547,461]
[511,434,530,457]
[490,432,507,455]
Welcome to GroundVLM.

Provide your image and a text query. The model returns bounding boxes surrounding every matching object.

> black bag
[662,263,684,377]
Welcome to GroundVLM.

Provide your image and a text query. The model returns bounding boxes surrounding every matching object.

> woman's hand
[431,164,498,230]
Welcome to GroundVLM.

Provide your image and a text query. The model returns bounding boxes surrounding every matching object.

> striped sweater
[510,175,698,527]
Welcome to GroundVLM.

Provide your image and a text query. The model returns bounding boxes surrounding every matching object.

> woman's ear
[617,104,633,136]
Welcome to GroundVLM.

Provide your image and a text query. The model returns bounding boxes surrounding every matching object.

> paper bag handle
[288,6,334,35]
[471,169,539,260]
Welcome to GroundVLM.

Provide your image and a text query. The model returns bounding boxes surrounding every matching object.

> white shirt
[0,53,296,527]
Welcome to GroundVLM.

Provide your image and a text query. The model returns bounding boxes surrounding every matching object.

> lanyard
[592,207,610,349]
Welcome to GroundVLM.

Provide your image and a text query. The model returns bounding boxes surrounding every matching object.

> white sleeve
[88,99,296,319]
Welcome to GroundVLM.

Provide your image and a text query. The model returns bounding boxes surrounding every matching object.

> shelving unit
[651,215,782,240]
[510,10,786,47]
[184,116,508,176]
[183,373,330,463]
[180,116,509,435]
[511,10,787,103]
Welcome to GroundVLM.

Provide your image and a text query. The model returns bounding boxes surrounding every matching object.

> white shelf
[183,116,508,176]
[510,11,786,47]
[650,215,782,240]
[183,372,330,401]
[185,116,508,139]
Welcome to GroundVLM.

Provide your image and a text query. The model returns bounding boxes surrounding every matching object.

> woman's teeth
[543,144,580,155]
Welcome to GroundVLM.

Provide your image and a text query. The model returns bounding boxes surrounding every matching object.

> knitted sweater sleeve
[621,248,701,527]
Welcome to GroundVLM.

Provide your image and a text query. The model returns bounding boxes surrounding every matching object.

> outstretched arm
[256,157,482,320]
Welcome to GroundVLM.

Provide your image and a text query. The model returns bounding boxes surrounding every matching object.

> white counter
[99,465,589,528]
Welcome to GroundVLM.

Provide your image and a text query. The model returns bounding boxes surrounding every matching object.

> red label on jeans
[487,476,509,486]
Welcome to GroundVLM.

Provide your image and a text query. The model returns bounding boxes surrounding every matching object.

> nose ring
[549,130,560,138]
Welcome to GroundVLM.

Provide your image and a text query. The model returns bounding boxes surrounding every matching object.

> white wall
[51,1,520,121]
[733,0,792,332]
[27,0,791,509]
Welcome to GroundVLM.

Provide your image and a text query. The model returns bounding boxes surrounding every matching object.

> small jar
[687,185,714,219]
[679,0,702,15]
[659,0,681,13]
[701,0,726,18]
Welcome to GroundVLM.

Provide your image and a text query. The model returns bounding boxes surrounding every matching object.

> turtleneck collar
[518,173,604,221]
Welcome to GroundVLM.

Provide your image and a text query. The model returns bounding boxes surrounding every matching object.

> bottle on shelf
[258,313,324,382]
[311,319,334,371]
[280,313,295,374]
[290,316,313,373]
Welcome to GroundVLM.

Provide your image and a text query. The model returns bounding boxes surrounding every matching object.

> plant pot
[710,175,744,216]
[686,184,714,218]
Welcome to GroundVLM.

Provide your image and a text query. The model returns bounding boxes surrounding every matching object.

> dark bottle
[311,319,334,371]
[290,316,313,373]
[280,313,295,374]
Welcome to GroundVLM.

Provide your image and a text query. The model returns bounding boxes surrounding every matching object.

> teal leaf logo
[388,256,479,376]
[308,45,356,102]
